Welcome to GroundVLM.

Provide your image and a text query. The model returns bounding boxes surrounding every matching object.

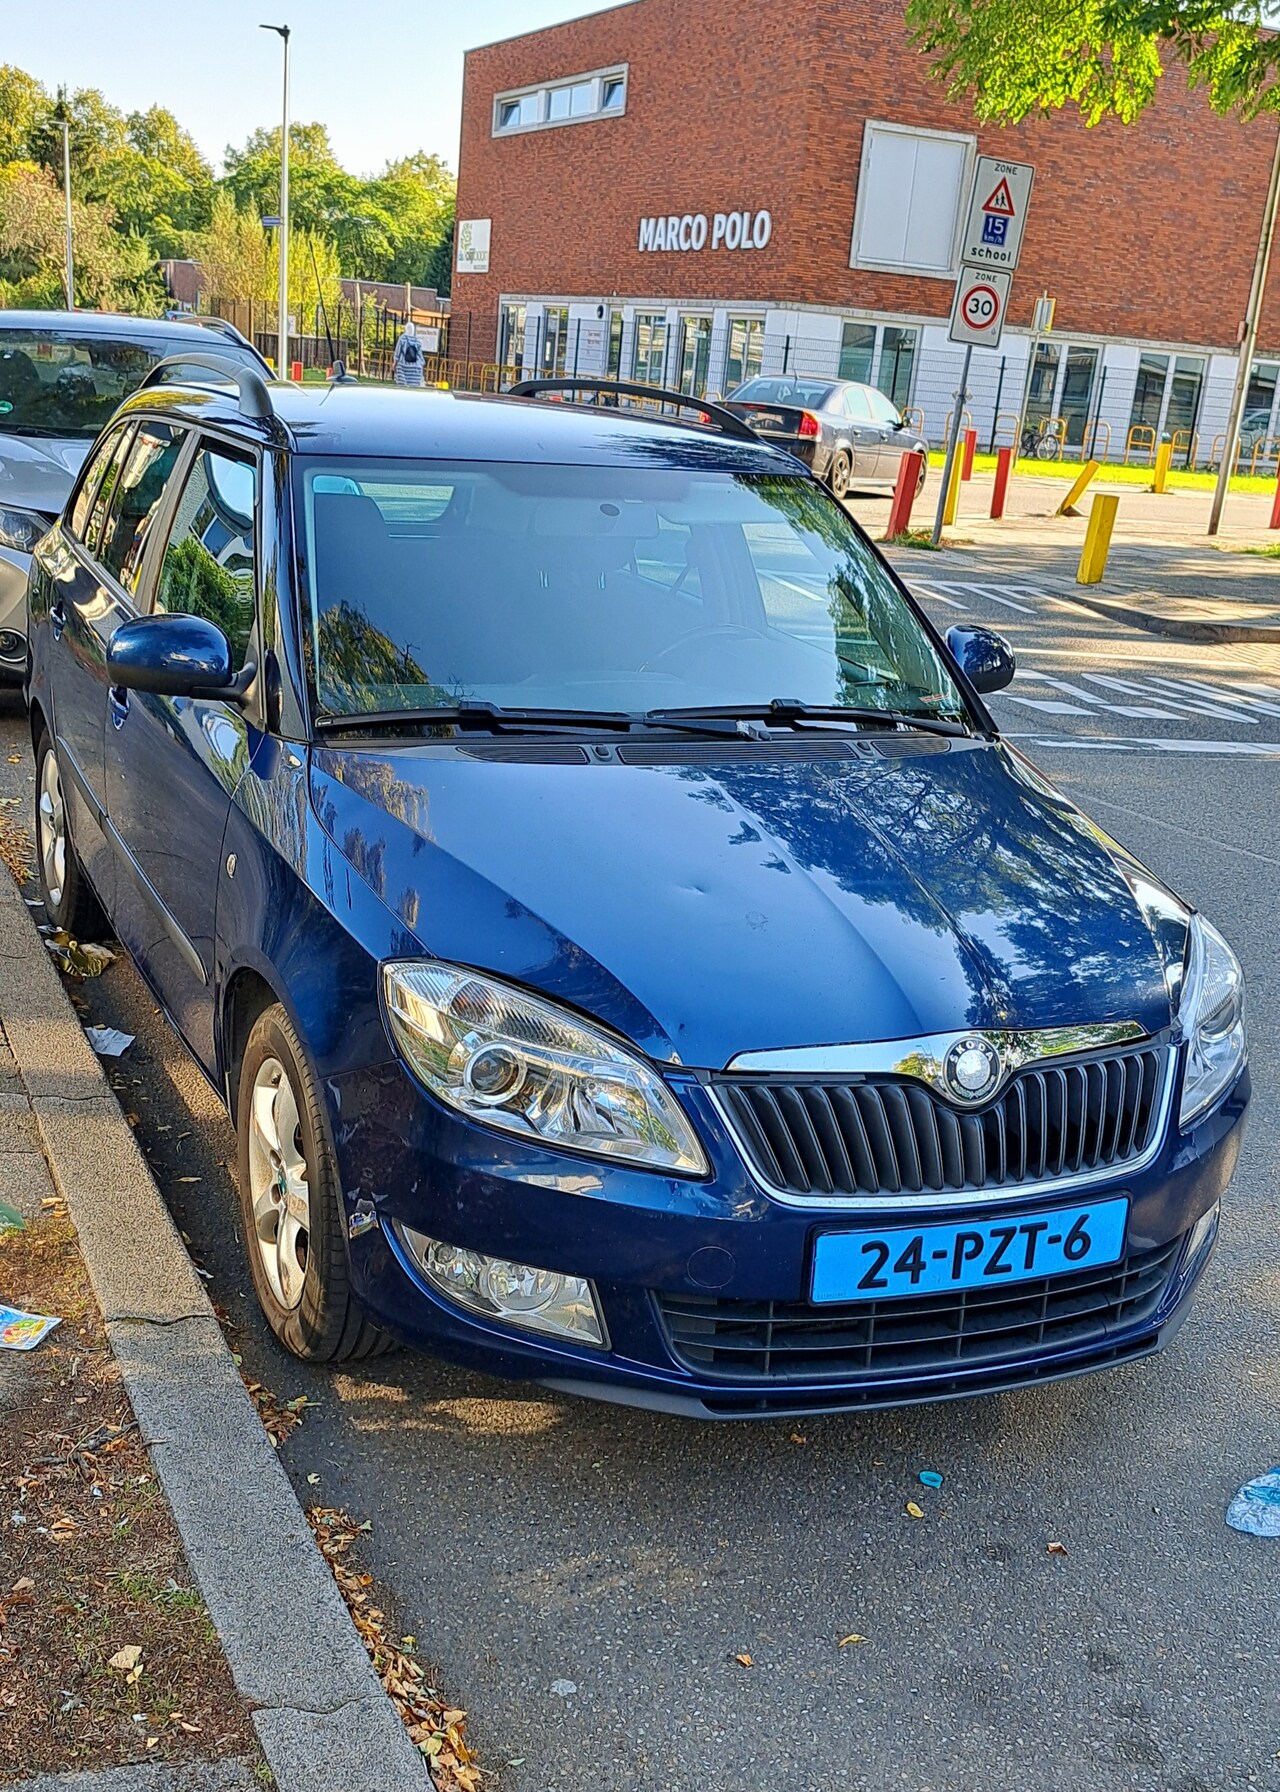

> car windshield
[0,327,260,440]
[297,461,969,726]
[730,378,837,409]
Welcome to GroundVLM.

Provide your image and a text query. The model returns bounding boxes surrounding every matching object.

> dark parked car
[24,362,1247,1417]
[723,376,929,499]
[0,310,268,684]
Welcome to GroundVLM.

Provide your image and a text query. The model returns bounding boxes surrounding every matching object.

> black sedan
[722,376,928,499]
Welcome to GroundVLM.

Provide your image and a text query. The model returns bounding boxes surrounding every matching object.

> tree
[223,121,361,238]
[0,65,51,163]
[905,0,1280,124]
[0,160,162,312]
[363,153,455,290]
[188,191,341,323]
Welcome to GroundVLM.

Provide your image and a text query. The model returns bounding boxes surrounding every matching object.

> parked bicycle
[1019,421,1062,461]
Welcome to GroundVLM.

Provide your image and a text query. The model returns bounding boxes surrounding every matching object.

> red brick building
[453,0,1280,456]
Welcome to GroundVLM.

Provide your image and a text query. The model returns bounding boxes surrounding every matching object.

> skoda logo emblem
[943,1035,1002,1103]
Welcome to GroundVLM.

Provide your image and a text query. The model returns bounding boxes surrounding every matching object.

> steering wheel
[636,626,748,674]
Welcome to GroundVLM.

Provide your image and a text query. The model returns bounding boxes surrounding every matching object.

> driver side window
[151,444,258,672]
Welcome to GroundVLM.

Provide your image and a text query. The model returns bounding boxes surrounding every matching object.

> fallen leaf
[905,1501,925,1519]
[307,1473,321,1485]
[108,1644,143,1673]
[10,1578,33,1593]
[126,1663,144,1686]
[1047,1540,1069,1556]
[734,1652,753,1668]
[145,1736,158,1750]
[838,1633,866,1647]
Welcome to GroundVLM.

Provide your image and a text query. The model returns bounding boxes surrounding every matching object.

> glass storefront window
[838,321,876,384]
[1165,355,1204,456]
[1058,346,1098,449]
[877,327,917,409]
[607,310,623,379]
[536,306,570,377]
[724,318,764,393]
[498,303,526,372]
[1128,353,1169,437]
[677,316,713,397]
[1244,359,1279,450]
[632,313,668,385]
[1025,343,1061,431]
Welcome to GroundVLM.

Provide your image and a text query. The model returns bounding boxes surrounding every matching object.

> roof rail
[507,377,761,444]
[136,351,276,421]
[191,315,251,347]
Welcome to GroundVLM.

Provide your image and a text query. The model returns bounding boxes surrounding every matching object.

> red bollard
[1271,475,1280,530]
[961,427,978,481]
[991,445,1014,520]
[290,359,304,382]
[885,450,925,539]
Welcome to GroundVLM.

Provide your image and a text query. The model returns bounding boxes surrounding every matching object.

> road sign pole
[933,343,973,546]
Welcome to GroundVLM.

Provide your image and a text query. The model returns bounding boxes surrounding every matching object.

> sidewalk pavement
[0,863,431,1792]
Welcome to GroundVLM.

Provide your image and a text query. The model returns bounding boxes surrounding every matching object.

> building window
[851,121,973,276]
[838,322,876,384]
[724,318,764,393]
[536,306,570,376]
[1059,346,1099,448]
[878,327,917,409]
[677,316,713,397]
[607,310,624,378]
[494,67,627,136]
[632,313,668,385]
[1129,353,1169,439]
[498,302,526,372]
[1245,360,1279,447]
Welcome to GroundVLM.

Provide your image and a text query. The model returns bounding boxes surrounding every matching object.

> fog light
[1184,1201,1220,1267]
[397,1225,607,1348]
[0,629,24,661]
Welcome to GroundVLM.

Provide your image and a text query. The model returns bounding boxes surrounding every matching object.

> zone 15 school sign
[639,209,773,253]
[959,157,1034,271]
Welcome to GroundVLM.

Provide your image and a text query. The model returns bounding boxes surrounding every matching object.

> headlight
[382,960,708,1174]
[0,507,50,555]
[1178,915,1246,1125]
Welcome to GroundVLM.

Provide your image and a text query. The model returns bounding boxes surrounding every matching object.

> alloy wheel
[247,1056,312,1310]
[37,748,67,910]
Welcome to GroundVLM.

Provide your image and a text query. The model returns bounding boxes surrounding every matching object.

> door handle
[109,684,129,728]
[50,600,66,641]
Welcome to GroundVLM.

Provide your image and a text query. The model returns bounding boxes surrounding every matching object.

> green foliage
[0,62,457,315]
[905,0,1280,123]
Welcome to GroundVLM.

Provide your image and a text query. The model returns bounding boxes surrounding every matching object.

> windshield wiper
[643,700,970,738]
[315,700,637,736]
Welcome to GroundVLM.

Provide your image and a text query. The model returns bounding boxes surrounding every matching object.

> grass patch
[926,449,1277,496]
[884,527,943,550]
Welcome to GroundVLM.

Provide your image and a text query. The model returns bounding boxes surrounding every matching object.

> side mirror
[107,613,253,705]
[946,624,1015,695]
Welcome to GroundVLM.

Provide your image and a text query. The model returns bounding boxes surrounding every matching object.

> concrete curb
[1046,587,1280,645]
[0,869,430,1792]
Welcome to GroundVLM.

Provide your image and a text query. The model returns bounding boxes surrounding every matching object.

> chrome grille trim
[709,1041,1177,1210]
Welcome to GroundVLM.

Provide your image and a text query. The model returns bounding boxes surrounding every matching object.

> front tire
[34,727,104,938]
[236,1003,391,1363]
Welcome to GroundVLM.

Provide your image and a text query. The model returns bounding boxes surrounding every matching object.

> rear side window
[842,387,872,421]
[74,422,130,548]
[82,424,136,557]
[97,421,188,596]
[152,444,257,672]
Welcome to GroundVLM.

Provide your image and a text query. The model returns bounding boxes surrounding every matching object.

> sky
[7,0,634,175]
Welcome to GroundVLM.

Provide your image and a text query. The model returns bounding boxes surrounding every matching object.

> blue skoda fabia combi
[24,359,1248,1416]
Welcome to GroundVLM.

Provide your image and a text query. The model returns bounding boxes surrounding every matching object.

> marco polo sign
[638,208,773,253]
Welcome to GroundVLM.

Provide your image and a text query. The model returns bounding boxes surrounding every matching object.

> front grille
[658,1236,1182,1385]
[714,1045,1171,1202]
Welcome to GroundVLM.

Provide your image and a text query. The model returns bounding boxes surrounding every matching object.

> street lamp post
[1209,122,1280,536]
[260,23,291,377]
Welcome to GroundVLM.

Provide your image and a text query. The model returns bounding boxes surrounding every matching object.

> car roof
[0,309,249,346]
[114,380,802,472]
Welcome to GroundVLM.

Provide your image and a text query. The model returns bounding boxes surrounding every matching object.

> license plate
[746,410,786,430]
[811,1198,1128,1304]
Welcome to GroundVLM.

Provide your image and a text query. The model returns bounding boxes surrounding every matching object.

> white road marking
[936,581,1036,614]
[1005,696,1093,715]
[1014,734,1280,756]
[911,584,970,611]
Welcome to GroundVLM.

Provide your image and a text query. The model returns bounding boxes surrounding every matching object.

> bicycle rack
[1125,425,1157,466]
[1082,419,1112,460]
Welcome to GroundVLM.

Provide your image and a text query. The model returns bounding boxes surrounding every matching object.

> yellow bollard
[1055,459,1102,517]
[943,449,963,526]
[1152,440,1173,493]
[1077,493,1119,584]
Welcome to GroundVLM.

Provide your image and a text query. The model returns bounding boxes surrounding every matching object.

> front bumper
[330,1059,1248,1418]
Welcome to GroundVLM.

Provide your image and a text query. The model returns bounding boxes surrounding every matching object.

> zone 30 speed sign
[948,266,1013,348]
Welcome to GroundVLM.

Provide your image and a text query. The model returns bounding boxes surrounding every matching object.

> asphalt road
[4,550,1279,1792]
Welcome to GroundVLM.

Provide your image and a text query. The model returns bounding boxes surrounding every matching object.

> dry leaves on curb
[238,1373,312,1448]
[0,815,32,883]
[308,1507,481,1791]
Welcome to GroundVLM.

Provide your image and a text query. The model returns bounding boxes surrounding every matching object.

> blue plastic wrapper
[1225,1468,1280,1537]
[919,1470,944,1489]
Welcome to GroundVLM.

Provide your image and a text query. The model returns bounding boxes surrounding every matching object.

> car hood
[309,736,1179,1070]
[0,434,89,519]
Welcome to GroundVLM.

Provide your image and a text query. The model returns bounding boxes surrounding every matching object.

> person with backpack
[393,321,426,388]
